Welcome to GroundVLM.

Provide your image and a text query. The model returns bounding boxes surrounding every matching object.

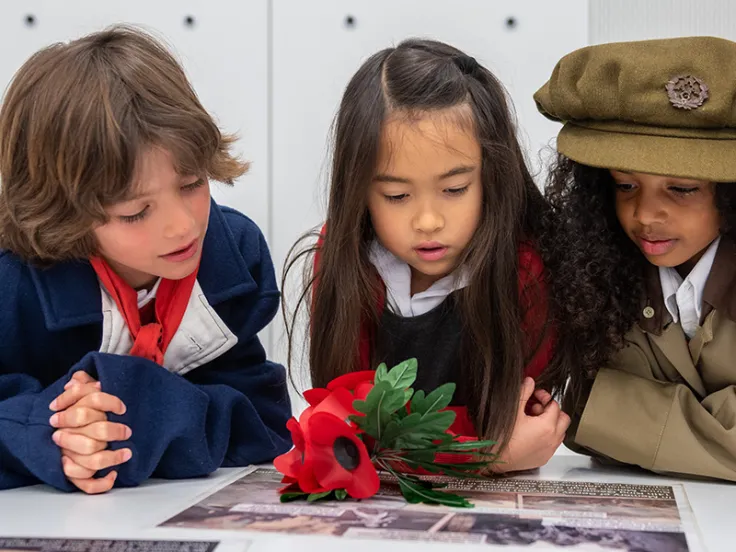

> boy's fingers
[49,384,102,412]
[52,430,106,455]
[75,421,132,442]
[64,448,132,471]
[50,407,106,429]
[76,393,127,416]
[70,471,117,495]
[61,455,96,480]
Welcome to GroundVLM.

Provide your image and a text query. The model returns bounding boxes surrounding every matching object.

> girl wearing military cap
[536,36,736,481]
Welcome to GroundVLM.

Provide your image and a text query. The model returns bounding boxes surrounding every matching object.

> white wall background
[590,0,736,44]
[0,0,733,411]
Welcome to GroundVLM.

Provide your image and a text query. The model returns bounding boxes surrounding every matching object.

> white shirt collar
[658,236,721,336]
[368,241,468,317]
[136,278,162,309]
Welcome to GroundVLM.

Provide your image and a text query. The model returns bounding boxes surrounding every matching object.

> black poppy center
[333,436,360,470]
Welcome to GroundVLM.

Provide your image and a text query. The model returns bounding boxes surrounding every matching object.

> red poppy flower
[274,418,308,480]
[307,411,379,499]
[275,409,332,494]
[303,370,375,408]
[326,370,375,392]
[275,386,368,494]
[312,387,356,423]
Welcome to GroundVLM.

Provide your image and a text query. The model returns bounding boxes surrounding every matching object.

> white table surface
[0,454,732,552]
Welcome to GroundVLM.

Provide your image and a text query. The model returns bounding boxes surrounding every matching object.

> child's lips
[414,243,449,262]
[161,239,199,261]
[638,236,677,256]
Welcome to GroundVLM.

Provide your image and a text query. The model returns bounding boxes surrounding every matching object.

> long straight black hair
[284,39,563,445]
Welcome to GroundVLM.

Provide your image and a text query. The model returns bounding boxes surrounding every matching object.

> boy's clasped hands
[49,371,132,494]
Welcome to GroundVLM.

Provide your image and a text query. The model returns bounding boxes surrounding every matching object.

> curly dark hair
[539,154,736,401]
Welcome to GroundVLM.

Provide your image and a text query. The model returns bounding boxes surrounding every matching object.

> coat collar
[638,235,736,335]
[30,201,256,331]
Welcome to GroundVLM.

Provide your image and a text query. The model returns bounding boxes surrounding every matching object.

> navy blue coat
[0,202,292,490]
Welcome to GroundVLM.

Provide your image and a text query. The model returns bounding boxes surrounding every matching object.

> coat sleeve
[570,339,736,481]
[0,373,74,490]
[518,243,556,380]
[0,252,79,490]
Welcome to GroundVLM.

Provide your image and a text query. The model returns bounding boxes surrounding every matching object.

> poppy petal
[297,445,330,494]
[326,370,376,391]
[274,447,305,479]
[309,411,357,445]
[354,382,374,401]
[286,417,305,450]
[313,387,358,422]
[345,460,380,499]
[307,412,378,499]
[304,388,331,407]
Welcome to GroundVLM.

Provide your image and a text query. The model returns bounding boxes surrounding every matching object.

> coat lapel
[637,257,707,396]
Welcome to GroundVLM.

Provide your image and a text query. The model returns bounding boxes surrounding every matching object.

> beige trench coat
[566,237,736,481]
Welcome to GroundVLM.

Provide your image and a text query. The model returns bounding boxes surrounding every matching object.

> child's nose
[633,194,666,226]
[413,202,444,234]
[164,204,196,239]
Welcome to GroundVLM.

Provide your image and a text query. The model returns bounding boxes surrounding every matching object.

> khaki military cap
[535,36,736,182]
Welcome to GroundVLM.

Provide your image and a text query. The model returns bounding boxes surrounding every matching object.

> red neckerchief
[90,257,198,365]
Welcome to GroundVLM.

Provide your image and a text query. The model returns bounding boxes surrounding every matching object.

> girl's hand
[492,378,570,473]
[529,388,554,416]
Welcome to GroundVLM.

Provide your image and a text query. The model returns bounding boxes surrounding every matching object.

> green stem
[377,460,450,504]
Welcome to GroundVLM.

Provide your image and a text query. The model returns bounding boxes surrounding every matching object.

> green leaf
[375,362,389,383]
[280,492,309,503]
[411,383,456,415]
[353,381,411,440]
[354,381,409,415]
[395,476,473,508]
[384,359,418,390]
[394,406,409,420]
[380,410,457,449]
[399,449,436,464]
[307,491,333,502]
[434,439,497,452]
[334,489,348,501]
[380,452,498,479]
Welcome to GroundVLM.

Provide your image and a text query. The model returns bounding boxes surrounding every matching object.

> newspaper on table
[0,538,227,552]
[159,467,704,551]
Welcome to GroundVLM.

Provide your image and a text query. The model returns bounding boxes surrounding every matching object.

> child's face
[367,110,482,294]
[611,169,721,271]
[94,147,211,288]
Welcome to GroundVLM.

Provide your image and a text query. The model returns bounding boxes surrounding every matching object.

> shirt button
[643,306,655,319]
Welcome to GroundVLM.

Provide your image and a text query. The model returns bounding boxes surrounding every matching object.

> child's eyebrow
[373,174,411,184]
[121,191,153,202]
[438,165,475,180]
[373,165,476,184]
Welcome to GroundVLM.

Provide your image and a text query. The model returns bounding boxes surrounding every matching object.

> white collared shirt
[136,278,161,308]
[98,278,238,375]
[659,236,721,338]
[369,241,468,317]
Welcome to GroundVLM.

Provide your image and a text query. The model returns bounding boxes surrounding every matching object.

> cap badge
[666,75,709,110]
